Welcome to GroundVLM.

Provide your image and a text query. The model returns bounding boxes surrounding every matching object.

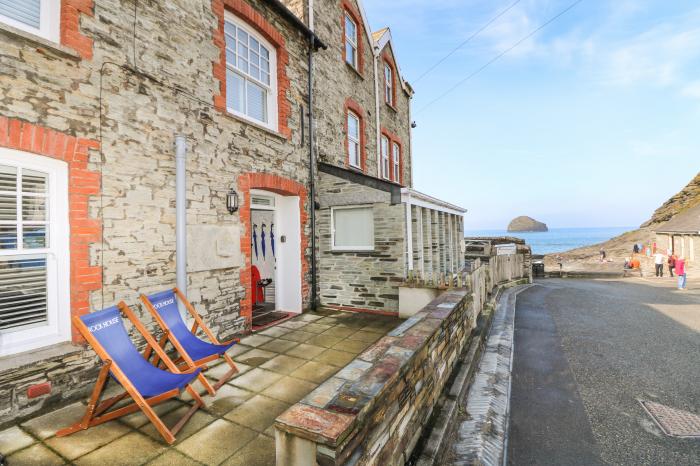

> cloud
[681,81,700,99]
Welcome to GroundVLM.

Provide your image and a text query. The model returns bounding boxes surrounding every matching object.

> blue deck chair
[140,288,239,396]
[56,302,205,444]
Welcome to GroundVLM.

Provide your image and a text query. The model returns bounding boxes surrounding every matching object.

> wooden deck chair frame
[140,287,239,396]
[56,302,205,445]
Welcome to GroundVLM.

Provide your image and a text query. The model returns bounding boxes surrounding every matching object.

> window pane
[250,50,260,69]
[23,226,46,249]
[246,81,267,122]
[0,165,16,192]
[227,70,245,113]
[0,194,16,221]
[250,37,260,54]
[334,208,373,249]
[22,196,46,221]
[238,58,248,74]
[345,43,355,66]
[238,29,248,46]
[347,114,359,139]
[21,169,46,194]
[250,64,260,80]
[345,16,356,41]
[0,0,41,29]
[0,256,48,331]
[349,142,359,167]
[226,48,236,67]
[0,225,17,250]
[224,21,235,40]
[261,46,269,60]
[262,71,270,86]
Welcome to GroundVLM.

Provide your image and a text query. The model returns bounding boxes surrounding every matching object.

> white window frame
[331,205,374,252]
[0,148,70,357]
[392,142,400,182]
[344,13,358,69]
[224,10,278,131]
[0,0,60,43]
[347,111,361,169]
[380,135,390,180]
[384,63,394,106]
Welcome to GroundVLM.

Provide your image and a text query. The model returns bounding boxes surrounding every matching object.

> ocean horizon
[464,226,635,255]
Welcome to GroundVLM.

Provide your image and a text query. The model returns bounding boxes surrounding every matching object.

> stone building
[655,204,700,264]
[0,0,464,426]
[284,0,466,315]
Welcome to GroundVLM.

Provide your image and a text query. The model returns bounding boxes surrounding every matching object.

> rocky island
[508,216,548,232]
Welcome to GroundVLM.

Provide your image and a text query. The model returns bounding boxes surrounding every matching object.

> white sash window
[347,111,361,168]
[0,0,60,42]
[392,142,400,182]
[224,11,278,131]
[0,148,69,356]
[344,13,358,69]
[381,135,390,180]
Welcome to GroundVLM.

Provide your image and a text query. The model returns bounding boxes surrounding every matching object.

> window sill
[224,110,287,141]
[385,102,398,113]
[0,22,80,61]
[331,248,376,253]
[346,62,364,79]
[0,341,82,373]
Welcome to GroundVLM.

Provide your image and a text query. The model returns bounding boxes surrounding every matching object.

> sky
[362,0,700,229]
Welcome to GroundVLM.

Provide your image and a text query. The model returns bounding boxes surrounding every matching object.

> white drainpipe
[373,47,381,178]
[175,135,187,301]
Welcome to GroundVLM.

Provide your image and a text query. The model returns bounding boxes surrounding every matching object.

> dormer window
[344,13,358,69]
[0,0,60,42]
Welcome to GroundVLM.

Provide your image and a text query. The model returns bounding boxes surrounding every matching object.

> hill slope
[544,171,700,271]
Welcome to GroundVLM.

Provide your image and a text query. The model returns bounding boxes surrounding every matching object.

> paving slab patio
[0,308,400,465]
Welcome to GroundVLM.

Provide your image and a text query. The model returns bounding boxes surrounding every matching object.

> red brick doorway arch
[237,173,309,329]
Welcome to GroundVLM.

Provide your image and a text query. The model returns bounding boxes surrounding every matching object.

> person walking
[668,254,676,277]
[676,257,687,290]
[654,251,665,277]
[599,248,606,262]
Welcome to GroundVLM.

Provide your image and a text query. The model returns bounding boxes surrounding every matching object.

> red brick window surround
[212,0,292,139]
[344,98,367,172]
[381,127,403,185]
[237,173,309,327]
[0,0,94,59]
[0,117,102,347]
[341,0,364,75]
[61,0,95,59]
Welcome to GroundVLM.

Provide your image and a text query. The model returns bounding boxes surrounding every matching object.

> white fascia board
[401,188,467,216]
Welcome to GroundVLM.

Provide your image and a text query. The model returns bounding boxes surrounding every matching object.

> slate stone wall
[275,256,531,466]
[316,171,406,313]
[0,0,311,426]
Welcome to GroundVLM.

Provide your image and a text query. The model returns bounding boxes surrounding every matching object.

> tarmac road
[507,278,700,466]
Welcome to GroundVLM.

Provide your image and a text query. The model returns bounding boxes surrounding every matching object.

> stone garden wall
[275,254,530,466]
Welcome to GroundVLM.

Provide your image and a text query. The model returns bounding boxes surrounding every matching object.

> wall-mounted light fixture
[226,187,239,214]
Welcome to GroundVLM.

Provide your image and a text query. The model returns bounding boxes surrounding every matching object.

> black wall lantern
[226,187,239,214]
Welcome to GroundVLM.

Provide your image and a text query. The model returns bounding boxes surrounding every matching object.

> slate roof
[655,204,700,234]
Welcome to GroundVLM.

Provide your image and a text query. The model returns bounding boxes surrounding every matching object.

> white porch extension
[401,188,467,286]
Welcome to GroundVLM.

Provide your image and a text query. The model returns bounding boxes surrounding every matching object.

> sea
[464,227,634,255]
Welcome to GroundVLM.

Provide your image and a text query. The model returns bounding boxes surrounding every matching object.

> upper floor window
[0,0,59,42]
[347,111,361,169]
[344,13,358,69]
[225,12,278,131]
[380,135,390,180]
[384,64,394,106]
[392,142,400,182]
[0,148,69,356]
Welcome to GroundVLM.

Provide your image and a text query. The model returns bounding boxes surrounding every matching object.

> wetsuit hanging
[252,224,259,259]
[261,223,267,259]
[271,223,276,258]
